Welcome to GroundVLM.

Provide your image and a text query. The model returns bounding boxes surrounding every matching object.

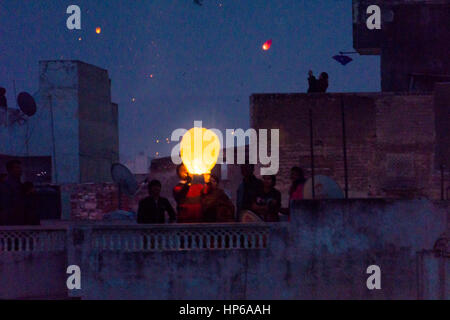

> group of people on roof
[137,164,308,224]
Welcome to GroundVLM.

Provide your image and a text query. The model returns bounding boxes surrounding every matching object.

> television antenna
[5,87,39,158]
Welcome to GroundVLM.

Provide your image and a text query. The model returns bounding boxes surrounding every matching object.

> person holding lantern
[173,164,206,223]
[174,125,223,223]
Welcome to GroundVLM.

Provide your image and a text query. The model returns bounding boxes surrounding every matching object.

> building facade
[251,87,450,203]
[0,60,119,184]
[353,0,450,92]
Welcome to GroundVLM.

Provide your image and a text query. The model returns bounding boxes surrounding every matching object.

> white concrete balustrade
[0,223,270,253]
[90,224,270,251]
[0,226,66,252]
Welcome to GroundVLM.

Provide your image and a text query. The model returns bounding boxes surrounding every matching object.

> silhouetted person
[0,160,26,225]
[0,87,7,110]
[307,71,329,93]
[251,175,281,222]
[137,180,176,224]
[289,167,307,201]
[173,164,205,223]
[280,166,307,218]
[202,174,234,222]
[236,164,263,220]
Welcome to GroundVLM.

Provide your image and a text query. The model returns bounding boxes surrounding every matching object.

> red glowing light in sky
[262,39,272,51]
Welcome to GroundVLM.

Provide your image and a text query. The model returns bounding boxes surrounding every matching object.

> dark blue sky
[0,0,380,160]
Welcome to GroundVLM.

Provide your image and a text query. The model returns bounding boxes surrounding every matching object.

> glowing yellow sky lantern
[180,127,221,175]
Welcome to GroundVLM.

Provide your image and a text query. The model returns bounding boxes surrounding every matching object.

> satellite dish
[303,175,345,199]
[17,92,37,117]
[111,163,138,196]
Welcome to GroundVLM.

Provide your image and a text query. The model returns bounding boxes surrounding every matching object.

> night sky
[0,0,380,161]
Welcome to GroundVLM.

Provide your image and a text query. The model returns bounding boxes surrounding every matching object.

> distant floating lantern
[180,127,221,175]
[96,27,101,34]
[262,39,272,51]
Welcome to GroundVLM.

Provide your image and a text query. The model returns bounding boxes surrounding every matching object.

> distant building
[125,152,151,175]
[251,87,450,203]
[353,0,450,92]
[0,60,119,183]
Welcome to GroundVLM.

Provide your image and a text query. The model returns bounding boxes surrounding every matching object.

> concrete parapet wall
[0,199,448,299]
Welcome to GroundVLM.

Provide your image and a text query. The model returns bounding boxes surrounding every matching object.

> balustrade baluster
[250,234,256,249]
[137,234,143,251]
[184,234,189,250]
[175,233,180,250]
[198,234,203,249]
[25,236,30,251]
[190,234,196,250]
[123,234,129,251]
[220,235,225,248]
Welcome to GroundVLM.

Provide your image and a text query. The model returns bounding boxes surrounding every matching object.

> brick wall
[251,92,448,203]
[61,182,148,220]
[353,1,450,92]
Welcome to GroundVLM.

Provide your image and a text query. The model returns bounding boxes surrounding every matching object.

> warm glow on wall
[180,127,221,175]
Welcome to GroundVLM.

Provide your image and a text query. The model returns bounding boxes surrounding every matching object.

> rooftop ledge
[250,91,434,100]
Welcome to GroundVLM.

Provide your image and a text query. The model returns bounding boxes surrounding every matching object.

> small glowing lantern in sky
[96,27,102,34]
[262,39,272,51]
[180,127,221,175]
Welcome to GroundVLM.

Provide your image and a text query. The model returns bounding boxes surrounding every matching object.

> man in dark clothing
[251,175,281,222]
[307,70,329,93]
[0,160,26,225]
[137,180,176,224]
[236,164,263,221]
[0,87,7,110]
